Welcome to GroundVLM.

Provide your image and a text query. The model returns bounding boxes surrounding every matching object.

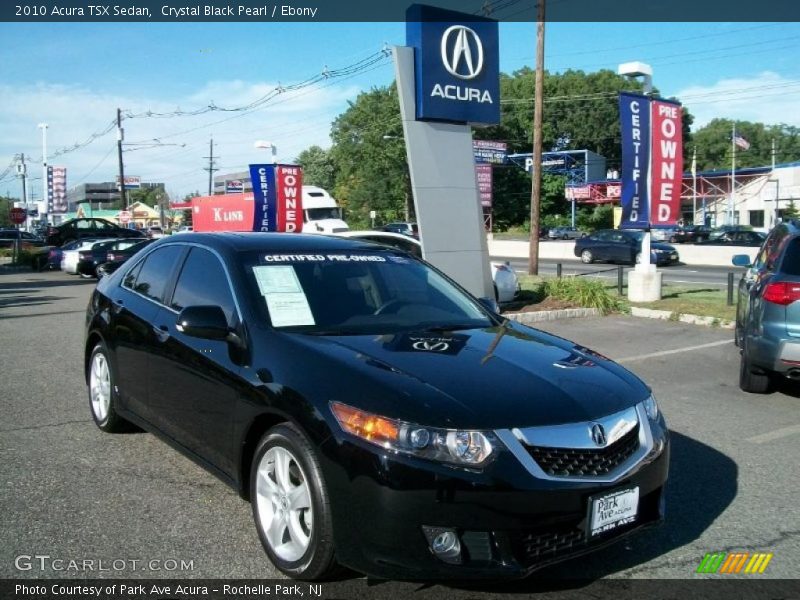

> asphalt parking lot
[1,268,798,596]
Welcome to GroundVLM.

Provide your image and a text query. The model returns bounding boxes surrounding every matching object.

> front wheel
[580,249,593,264]
[251,424,337,580]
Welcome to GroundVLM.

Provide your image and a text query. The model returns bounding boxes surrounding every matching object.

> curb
[629,306,735,329]
[504,307,601,324]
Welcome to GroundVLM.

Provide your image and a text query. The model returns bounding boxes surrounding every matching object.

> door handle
[153,325,170,342]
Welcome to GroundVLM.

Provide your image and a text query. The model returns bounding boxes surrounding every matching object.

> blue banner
[249,164,277,232]
[619,92,650,229]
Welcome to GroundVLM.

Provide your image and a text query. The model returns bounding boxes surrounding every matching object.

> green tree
[296,146,335,191]
[692,119,800,171]
[0,196,18,227]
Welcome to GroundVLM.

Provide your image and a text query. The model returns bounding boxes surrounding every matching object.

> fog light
[422,526,462,564]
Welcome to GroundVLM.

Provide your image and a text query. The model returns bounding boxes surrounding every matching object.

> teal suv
[734,221,800,393]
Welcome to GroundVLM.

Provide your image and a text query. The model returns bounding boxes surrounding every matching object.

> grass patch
[623,285,736,321]
[510,274,621,315]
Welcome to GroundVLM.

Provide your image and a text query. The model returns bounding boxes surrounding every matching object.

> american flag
[733,134,751,151]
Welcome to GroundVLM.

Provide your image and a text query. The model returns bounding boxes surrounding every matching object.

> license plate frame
[586,486,639,539]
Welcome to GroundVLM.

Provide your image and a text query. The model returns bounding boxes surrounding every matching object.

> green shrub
[542,276,621,315]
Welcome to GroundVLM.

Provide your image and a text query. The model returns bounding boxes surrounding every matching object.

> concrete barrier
[487,238,758,267]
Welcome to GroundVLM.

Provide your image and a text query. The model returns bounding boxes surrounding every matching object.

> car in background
[336,230,519,302]
[734,220,800,393]
[45,218,146,246]
[61,238,116,274]
[547,226,586,240]
[174,225,193,234]
[709,225,753,240]
[380,222,419,238]
[0,229,45,249]
[146,226,166,239]
[669,225,713,244]
[698,231,766,247]
[95,239,155,279]
[76,238,150,279]
[649,227,680,243]
[574,229,679,266]
[84,232,668,580]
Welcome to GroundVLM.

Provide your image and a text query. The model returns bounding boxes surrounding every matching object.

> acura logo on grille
[590,423,607,447]
[440,25,484,79]
[412,340,450,352]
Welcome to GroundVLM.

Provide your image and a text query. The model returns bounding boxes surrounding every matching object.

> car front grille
[525,424,640,477]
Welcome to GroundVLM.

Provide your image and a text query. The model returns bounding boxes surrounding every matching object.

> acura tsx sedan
[85,233,669,580]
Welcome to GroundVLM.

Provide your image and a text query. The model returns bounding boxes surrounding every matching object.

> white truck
[302,186,349,233]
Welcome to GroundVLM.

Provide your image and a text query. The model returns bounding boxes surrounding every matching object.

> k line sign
[618,93,683,229]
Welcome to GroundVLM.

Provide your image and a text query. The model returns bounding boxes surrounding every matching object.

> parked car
[574,229,679,266]
[61,238,116,274]
[45,218,146,246]
[174,225,194,234]
[649,227,679,243]
[336,230,519,302]
[146,225,166,239]
[76,238,149,279]
[547,226,586,240]
[733,221,800,392]
[0,229,45,249]
[380,222,419,238]
[709,225,753,240]
[669,225,713,244]
[95,239,155,279]
[698,231,767,247]
[85,232,669,580]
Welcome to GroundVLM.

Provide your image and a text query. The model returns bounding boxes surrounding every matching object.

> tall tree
[692,119,800,171]
[296,146,336,191]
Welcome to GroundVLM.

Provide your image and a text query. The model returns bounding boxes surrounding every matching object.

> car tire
[251,423,337,581]
[88,342,134,433]
[580,249,593,264]
[739,339,773,394]
[562,234,569,240]
[79,271,94,279]
[669,236,677,243]
[734,320,742,348]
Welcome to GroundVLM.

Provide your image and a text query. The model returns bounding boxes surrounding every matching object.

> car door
[148,246,244,475]
[110,244,186,423]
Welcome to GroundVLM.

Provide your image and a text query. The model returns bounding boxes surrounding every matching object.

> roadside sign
[118,210,132,224]
[9,207,26,224]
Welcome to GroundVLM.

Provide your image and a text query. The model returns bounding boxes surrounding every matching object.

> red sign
[191,193,255,232]
[475,164,492,208]
[649,100,683,227]
[118,211,132,224]
[9,207,26,224]
[275,166,303,232]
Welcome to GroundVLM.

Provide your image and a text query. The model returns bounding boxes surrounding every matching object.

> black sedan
[697,230,766,247]
[95,239,154,278]
[45,217,145,246]
[76,238,151,278]
[85,233,669,580]
[574,229,679,266]
[668,225,713,244]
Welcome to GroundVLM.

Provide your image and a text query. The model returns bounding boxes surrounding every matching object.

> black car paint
[85,233,669,579]
[574,230,678,266]
[47,218,145,246]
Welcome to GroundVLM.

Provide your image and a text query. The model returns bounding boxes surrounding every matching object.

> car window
[127,245,184,303]
[779,237,800,276]
[94,220,113,230]
[76,220,92,229]
[170,247,237,323]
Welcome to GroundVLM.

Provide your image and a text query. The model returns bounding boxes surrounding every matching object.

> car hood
[286,322,649,430]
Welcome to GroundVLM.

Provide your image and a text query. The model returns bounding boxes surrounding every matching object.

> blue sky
[1,20,798,200]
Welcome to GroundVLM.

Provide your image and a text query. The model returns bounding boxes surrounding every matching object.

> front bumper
[319,412,669,580]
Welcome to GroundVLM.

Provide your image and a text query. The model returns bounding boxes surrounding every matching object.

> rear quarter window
[779,237,800,276]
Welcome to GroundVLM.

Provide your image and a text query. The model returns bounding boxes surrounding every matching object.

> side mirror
[732,254,752,268]
[478,296,500,314]
[176,305,230,340]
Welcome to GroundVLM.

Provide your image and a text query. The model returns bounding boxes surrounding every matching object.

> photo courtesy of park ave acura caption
[1,1,799,599]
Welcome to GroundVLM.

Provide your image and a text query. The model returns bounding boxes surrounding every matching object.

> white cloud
[675,71,800,130]
[0,79,362,200]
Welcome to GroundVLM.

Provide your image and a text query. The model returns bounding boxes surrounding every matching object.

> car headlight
[643,395,659,420]
[330,402,497,467]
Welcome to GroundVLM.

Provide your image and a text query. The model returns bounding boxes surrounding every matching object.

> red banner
[191,193,255,232]
[649,100,683,227]
[275,165,303,232]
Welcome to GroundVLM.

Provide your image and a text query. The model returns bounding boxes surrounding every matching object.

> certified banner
[618,93,650,229]
[249,164,277,232]
[274,165,303,233]
[649,99,683,227]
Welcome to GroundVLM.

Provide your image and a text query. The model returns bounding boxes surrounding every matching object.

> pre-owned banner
[274,165,303,232]
[649,99,683,227]
[619,92,650,229]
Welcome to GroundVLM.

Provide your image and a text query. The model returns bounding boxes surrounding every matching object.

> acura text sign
[406,5,499,125]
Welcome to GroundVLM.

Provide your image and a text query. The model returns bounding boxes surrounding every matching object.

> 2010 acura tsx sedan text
[85,233,669,581]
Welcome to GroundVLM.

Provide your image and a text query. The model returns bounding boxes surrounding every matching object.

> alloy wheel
[89,352,111,423]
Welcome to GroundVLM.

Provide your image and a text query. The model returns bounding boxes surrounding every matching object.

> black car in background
[46,218,145,246]
[94,239,154,278]
[574,229,679,266]
[380,222,419,238]
[85,233,669,581]
[669,225,713,243]
[76,238,151,279]
[0,229,45,249]
[698,230,767,247]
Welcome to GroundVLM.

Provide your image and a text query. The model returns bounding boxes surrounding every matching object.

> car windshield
[306,207,341,221]
[243,251,493,335]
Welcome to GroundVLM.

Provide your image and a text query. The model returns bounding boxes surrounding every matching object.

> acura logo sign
[412,340,450,352]
[590,424,607,447]
[440,25,484,80]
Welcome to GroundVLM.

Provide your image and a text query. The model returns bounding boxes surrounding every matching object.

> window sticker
[261,254,387,263]
[252,266,315,327]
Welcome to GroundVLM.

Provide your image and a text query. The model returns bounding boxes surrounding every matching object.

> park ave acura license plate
[588,487,639,538]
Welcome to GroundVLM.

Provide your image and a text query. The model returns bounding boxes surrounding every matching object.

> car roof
[154,231,392,253]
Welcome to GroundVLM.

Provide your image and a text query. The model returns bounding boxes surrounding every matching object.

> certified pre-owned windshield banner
[619,92,650,230]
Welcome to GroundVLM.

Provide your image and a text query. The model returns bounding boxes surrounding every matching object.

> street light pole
[37,123,48,224]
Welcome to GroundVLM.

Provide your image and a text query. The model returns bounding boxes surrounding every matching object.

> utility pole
[203,136,219,195]
[38,123,48,224]
[116,108,127,209]
[528,0,545,275]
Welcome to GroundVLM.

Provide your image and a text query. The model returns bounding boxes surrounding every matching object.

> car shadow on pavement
[0,277,96,290]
